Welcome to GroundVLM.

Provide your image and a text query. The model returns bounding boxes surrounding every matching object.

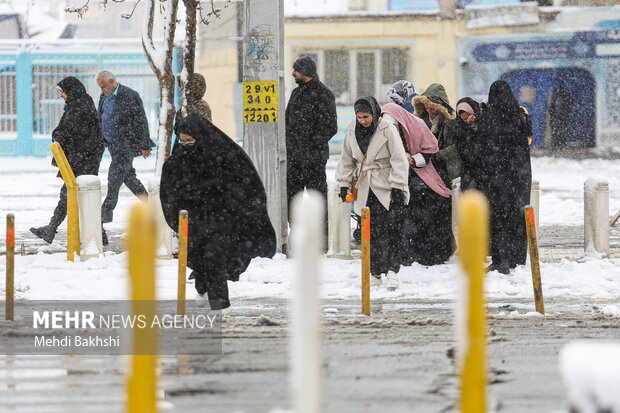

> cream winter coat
[336,119,410,216]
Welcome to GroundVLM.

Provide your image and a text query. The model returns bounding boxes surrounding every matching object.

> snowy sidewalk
[1,155,620,305]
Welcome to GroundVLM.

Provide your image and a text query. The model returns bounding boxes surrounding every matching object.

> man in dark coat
[160,114,276,311]
[285,55,338,240]
[477,80,532,274]
[30,76,105,244]
[96,69,155,224]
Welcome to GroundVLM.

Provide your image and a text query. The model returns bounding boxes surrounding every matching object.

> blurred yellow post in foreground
[126,202,158,413]
[458,190,489,413]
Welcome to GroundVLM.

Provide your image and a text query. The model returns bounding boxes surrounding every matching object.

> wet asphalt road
[1,297,619,413]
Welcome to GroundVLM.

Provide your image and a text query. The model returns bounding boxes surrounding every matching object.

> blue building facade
[0,42,182,157]
[459,30,620,148]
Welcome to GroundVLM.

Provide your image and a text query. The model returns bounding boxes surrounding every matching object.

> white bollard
[147,177,173,259]
[584,177,610,255]
[452,177,461,242]
[327,190,351,258]
[560,342,620,413]
[76,175,103,260]
[530,179,540,238]
[290,190,323,413]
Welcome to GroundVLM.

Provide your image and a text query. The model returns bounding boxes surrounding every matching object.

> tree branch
[120,0,143,19]
[198,0,228,25]
[64,0,92,18]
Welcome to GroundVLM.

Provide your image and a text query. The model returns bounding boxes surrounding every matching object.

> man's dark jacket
[97,84,155,157]
[285,77,338,162]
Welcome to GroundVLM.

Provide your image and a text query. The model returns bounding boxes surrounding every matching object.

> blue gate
[501,68,596,148]
[0,40,180,156]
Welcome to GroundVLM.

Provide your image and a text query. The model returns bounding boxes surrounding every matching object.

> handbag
[348,154,367,201]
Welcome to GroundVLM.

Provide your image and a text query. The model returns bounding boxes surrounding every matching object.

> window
[382,49,407,85]
[295,47,409,104]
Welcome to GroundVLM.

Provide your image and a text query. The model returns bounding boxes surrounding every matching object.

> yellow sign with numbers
[243,81,278,123]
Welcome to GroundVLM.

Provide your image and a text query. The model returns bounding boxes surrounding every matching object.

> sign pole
[242,0,288,253]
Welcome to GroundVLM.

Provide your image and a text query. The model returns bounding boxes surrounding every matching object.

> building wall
[285,15,510,113]
[195,10,545,139]
[459,30,620,148]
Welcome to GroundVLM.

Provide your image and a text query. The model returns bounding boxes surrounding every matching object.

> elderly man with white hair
[95,69,155,224]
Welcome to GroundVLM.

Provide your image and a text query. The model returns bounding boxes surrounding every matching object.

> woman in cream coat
[336,96,410,289]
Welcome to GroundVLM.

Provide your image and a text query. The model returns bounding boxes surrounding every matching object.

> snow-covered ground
[1,155,620,306]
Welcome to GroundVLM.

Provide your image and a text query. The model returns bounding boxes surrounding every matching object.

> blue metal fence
[0,40,179,156]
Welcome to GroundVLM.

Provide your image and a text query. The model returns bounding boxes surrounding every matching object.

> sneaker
[221,306,232,316]
[195,292,208,308]
[30,225,56,244]
[370,274,381,287]
[386,270,400,290]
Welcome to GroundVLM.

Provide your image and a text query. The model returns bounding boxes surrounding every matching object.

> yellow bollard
[458,190,489,413]
[50,142,79,262]
[525,206,545,315]
[177,210,189,316]
[6,214,15,321]
[361,207,370,316]
[126,203,158,413]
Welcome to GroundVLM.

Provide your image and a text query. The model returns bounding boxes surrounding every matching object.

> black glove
[339,187,349,202]
[391,188,404,205]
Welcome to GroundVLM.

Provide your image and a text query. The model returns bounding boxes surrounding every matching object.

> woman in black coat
[160,114,276,311]
[477,80,532,274]
[30,76,104,244]
[454,97,482,191]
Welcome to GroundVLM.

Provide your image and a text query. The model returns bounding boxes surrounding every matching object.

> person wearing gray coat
[336,96,409,290]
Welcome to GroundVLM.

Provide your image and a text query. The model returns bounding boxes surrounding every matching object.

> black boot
[30,225,57,244]
[498,262,511,275]
[102,229,109,246]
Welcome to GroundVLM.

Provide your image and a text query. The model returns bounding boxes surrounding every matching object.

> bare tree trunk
[142,0,180,175]
[181,0,199,117]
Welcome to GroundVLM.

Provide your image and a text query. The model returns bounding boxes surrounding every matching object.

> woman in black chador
[160,113,276,311]
[477,80,532,274]
[30,76,104,244]
[454,97,482,191]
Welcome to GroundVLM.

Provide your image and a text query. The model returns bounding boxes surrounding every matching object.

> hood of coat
[58,76,89,103]
[456,97,480,118]
[188,73,207,101]
[413,83,455,120]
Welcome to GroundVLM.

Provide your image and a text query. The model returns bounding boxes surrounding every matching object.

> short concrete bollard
[584,177,609,255]
[530,179,540,238]
[76,175,103,260]
[327,190,351,258]
[147,177,173,259]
